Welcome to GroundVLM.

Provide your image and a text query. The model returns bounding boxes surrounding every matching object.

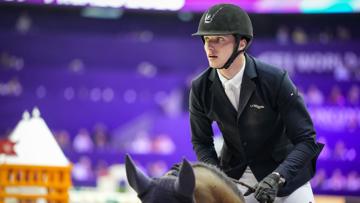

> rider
[188,3,324,203]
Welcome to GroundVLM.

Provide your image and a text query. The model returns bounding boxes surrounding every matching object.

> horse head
[125,154,196,203]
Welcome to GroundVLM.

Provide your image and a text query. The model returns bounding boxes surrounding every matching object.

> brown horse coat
[192,164,245,203]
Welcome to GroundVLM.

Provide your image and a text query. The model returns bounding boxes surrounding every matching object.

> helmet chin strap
[219,49,244,69]
[219,35,244,69]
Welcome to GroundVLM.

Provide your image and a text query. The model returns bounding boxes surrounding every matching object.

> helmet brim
[191,31,238,36]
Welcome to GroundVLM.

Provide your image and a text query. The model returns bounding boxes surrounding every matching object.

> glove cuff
[271,172,286,186]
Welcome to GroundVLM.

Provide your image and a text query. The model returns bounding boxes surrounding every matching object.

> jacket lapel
[237,54,257,120]
[208,69,238,117]
[208,54,258,120]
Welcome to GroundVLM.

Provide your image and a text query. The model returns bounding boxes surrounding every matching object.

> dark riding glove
[254,172,285,203]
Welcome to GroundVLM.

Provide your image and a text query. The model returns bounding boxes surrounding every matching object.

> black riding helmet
[192,4,253,69]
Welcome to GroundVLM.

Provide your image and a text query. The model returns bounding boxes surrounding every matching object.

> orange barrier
[0,164,72,203]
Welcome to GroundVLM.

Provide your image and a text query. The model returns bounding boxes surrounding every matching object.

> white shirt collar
[217,57,246,89]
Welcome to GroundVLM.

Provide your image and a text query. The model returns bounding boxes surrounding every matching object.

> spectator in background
[152,133,176,154]
[72,155,94,181]
[333,140,347,161]
[347,84,359,106]
[325,169,346,191]
[55,129,71,151]
[310,168,327,190]
[306,84,324,106]
[276,25,290,45]
[347,114,359,133]
[0,52,24,71]
[336,26,351,41]
[92,123,109,151]
[318,28,332,44]
[0,77,23,97]
[8,77,23,96]
[333,140,357,161]
[15,12,32,34]
[346,171,360,191]
[147,160,168,177]
[73,128,94,153]
[292,26,308,45]
[329,85,346,106]
[160,89,184,118]
[95,159,109,178]
[334,65,351,81]
[129,130,152,154]
[353,66,360,81]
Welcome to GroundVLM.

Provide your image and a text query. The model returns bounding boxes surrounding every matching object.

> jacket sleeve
[189,84,220,166]
[274,72,322,181]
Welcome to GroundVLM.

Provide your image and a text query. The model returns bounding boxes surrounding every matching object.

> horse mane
[191,162,245,203]
[126,154,245,203]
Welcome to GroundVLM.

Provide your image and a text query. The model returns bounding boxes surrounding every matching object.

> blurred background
[0,0,359,202]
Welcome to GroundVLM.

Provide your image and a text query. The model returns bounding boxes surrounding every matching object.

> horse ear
[175,159,195,198]
[125,154,152,194]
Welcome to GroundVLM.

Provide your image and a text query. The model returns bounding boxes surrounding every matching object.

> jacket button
[242,142,247,147]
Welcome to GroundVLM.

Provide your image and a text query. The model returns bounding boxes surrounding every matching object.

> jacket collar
[208,53,257,82]
[208,53,257,119]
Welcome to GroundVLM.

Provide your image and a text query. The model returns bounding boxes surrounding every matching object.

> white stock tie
[225,83,238,111]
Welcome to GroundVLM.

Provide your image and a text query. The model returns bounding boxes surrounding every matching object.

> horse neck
[193,167,244,203]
